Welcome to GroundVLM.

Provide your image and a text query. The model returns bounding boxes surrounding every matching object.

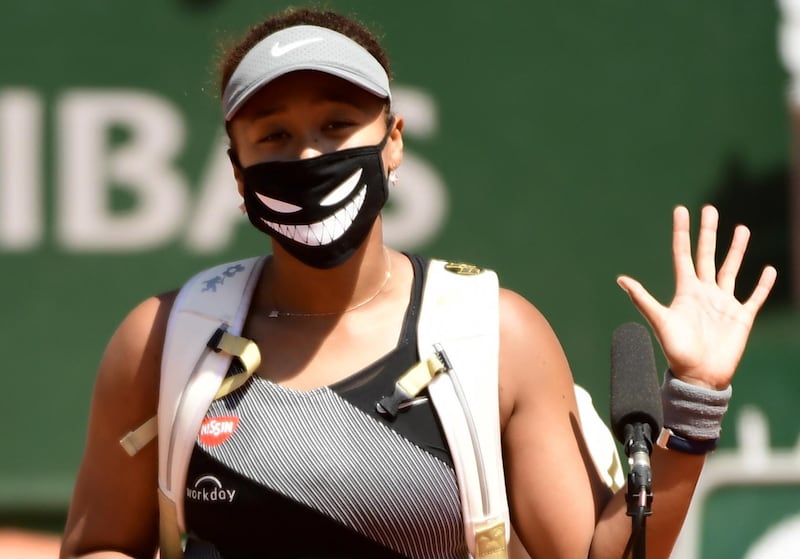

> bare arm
[500,289,608,557]
[60,293,175,559]
[502,205,776,558]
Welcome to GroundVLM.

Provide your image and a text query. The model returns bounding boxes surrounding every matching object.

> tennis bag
[120,256,622,559]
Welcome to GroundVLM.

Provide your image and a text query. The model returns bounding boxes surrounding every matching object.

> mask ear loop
[382,115,398,185]
[381,115,396,148]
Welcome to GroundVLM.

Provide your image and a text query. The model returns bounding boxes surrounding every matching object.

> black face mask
[238,124,393,269]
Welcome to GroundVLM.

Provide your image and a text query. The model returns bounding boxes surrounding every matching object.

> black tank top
[183,254,467,559]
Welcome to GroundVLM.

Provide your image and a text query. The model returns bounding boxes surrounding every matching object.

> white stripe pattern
[198,377,467,559]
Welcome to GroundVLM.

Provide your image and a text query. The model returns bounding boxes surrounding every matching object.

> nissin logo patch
[199,416,239,446]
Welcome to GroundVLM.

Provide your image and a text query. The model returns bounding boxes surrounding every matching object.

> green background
[702,486,800,558]
[2,1,799,556]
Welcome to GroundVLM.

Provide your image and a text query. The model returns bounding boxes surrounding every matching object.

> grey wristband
[661,369,732,440]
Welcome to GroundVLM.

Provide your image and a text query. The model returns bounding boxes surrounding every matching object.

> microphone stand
[623,423,654,559]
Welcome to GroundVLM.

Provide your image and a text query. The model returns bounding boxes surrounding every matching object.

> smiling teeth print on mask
[261,183,368,246]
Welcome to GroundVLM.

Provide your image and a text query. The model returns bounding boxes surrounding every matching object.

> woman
[59,7,777,559]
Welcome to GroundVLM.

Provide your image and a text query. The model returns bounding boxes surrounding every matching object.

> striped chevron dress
[183,255,468,558]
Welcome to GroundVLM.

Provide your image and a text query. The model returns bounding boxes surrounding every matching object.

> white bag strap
[417,260,509,559]
[156,255,266,558]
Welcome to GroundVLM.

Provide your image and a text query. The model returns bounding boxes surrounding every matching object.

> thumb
[616,275,664,326]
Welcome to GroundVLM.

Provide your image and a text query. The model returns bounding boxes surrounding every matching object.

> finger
[717,224,750,293]
[617,275,666,328]
[695,205,719,283]
[743,265,778,315]
[672,205,696,285]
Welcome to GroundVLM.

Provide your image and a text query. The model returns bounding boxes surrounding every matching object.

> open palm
[617,205,777,389]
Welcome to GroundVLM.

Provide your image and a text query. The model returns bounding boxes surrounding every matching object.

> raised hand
[616,205,777,389]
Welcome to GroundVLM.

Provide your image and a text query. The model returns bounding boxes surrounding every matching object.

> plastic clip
[376,354,447,418]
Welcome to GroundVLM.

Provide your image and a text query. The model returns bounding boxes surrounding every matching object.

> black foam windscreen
[609,322,663,444]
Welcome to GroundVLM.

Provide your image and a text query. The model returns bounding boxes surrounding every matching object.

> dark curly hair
[218,6,392,97]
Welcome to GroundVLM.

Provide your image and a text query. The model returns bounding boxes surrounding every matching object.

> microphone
[609,322,663,511]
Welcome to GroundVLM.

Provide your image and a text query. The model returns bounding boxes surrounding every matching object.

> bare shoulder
[496,288,601,556]
[497,287,575,427]
[497,287,572,382]
[498,287,563,345]
[83,288,180,467]
[94,290,178,413]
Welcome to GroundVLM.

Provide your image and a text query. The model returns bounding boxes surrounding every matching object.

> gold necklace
[267,251,392,319]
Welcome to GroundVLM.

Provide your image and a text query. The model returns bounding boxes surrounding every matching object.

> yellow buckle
[474,519,507,559]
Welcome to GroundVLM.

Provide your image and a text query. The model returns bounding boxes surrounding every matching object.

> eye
[258,130,289,143]
[323,120,356,132]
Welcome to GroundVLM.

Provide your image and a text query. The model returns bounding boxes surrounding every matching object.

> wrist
[661,369,732,448]
[666,367,728,391]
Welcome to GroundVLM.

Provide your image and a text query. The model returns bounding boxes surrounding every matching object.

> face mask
[238,124,393,269]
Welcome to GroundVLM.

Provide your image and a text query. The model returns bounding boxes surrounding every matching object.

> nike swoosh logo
[270,37,324,57]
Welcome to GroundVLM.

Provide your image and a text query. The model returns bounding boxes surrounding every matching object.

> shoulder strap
[417,259,509,559]
[156,256,266,557]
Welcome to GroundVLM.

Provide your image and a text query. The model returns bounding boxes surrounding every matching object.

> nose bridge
[298,145,323,160]
[296,129,323,160]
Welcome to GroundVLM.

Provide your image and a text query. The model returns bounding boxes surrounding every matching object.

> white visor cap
[222,25,392,121]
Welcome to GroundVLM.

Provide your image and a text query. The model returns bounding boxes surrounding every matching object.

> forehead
[233,70,387,119]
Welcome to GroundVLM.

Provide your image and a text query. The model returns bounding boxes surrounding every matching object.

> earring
[388,170,399,186]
